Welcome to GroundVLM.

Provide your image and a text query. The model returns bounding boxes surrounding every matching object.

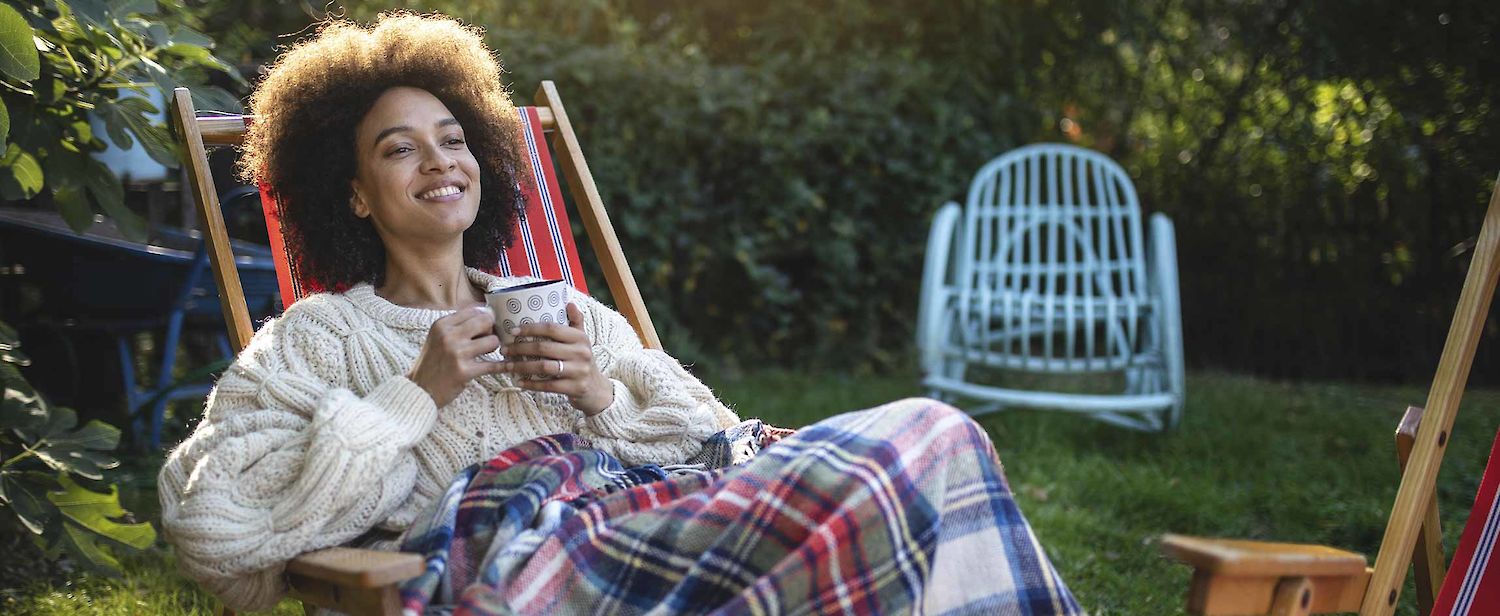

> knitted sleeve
[156,295,438,612]
[569,290,741,466]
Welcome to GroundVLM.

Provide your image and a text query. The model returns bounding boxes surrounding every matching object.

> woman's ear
[349,182,370,218]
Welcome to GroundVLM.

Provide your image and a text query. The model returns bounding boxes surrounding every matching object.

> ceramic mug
[485,279,570,345]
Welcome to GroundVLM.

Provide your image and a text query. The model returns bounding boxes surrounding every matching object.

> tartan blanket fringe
[398,398,1080,615]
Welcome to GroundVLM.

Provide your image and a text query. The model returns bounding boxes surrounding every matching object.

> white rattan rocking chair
[917,143,1185,431]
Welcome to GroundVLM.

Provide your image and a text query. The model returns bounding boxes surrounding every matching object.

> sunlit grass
[6,370,1494,615]
[1,550,302,616]
[717,369,1496,615]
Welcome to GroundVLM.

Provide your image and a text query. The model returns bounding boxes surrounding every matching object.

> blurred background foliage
[348,0,1500,381]
[61,0,1500,381]
[0,0,242,239]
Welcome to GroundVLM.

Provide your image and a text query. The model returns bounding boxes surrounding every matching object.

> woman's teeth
[418,185,461,199]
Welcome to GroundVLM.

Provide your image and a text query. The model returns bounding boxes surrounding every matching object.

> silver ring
[555,359,564,375]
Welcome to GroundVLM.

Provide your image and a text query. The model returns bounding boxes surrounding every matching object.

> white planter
[89,86,172,183]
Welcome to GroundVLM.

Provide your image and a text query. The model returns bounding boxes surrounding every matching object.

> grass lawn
[5,370,1497,615]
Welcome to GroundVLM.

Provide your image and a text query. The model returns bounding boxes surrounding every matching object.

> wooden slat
[284,547,424,588]
[533,80,662,350]
[1395,405,1446,615]
[1363,175,1500,615]
[172,88,255,353]
[1186,568,1371,615]
[1162,535,1367,578]
[198,115,248,146]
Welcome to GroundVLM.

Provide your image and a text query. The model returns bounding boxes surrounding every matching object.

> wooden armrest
[1161,535,1366,577]
[286,547,424,588]
[1161,535,1370,614]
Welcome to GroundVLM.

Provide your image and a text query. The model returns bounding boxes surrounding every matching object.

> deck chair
[170,82,659,615]
[917,143,1185,431]
[1159,175,1500,615]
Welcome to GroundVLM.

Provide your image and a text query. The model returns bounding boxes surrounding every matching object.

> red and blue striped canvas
[1433,426,1500,616]
[257,106,589,309]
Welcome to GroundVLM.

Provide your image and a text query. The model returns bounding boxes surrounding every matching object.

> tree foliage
[0,320,155,575]
[0,0,242,240]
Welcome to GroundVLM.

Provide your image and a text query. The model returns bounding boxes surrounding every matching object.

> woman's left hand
[497,303,615,416]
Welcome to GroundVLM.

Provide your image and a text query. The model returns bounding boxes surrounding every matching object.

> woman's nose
[423,146,456,172]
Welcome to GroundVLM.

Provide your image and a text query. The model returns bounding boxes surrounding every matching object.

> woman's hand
[497,303,615,416]
[408,305,505,408]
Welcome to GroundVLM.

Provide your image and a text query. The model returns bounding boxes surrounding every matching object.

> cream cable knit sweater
[158,269,739,611]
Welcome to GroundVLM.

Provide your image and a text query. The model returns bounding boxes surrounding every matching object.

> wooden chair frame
[170,82,659,614]
[1161,175,1500,615]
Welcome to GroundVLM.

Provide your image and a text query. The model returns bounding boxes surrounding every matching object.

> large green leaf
[36,473,157,575]
[114,95,179,166]
[35,419,121,480]
[0,95,9,147]
[25,402,75,443]
[42,149,100,234]
[95,99,135,150]
[57,519,123,573]
[48,475,155,550]
[0,4,38,82]
[1,472,58,535]
[95,96,181,167]
[53,183,94,233]
[79,156,146,241]
[0,143,44,198]
[62,0,111,29]
[3,99,49,151]
[1,385,48,434]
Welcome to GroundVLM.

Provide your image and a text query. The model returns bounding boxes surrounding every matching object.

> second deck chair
[171,82,658,615]
[1159,175,1500,615]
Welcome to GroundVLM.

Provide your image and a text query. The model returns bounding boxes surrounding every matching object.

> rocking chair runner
[171,82,656,614]
[1160,174,1500,615]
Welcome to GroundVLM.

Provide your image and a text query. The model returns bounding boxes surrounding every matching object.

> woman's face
[350,86,482,247]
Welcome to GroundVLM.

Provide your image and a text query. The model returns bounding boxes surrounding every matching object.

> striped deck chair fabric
[1433,426,1500,616]
[256,106,589,307]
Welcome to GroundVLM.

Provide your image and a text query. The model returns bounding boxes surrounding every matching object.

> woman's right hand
[407,305,504,408]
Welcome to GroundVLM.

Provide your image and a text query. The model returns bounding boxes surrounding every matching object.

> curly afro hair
[239,13,528,291]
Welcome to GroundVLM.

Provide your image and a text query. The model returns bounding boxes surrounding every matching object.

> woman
[159,13,1078,614]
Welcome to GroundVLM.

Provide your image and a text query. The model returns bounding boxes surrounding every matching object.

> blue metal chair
[0,186,279,448]
[917,143,1185,431]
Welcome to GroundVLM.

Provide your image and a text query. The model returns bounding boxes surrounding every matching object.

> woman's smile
[416,183,466,201]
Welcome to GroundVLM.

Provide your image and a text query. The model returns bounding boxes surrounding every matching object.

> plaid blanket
[398,398,1079,615]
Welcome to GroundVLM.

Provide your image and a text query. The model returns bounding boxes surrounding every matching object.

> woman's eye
[445,137,466,146]
[387,146,413,156]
